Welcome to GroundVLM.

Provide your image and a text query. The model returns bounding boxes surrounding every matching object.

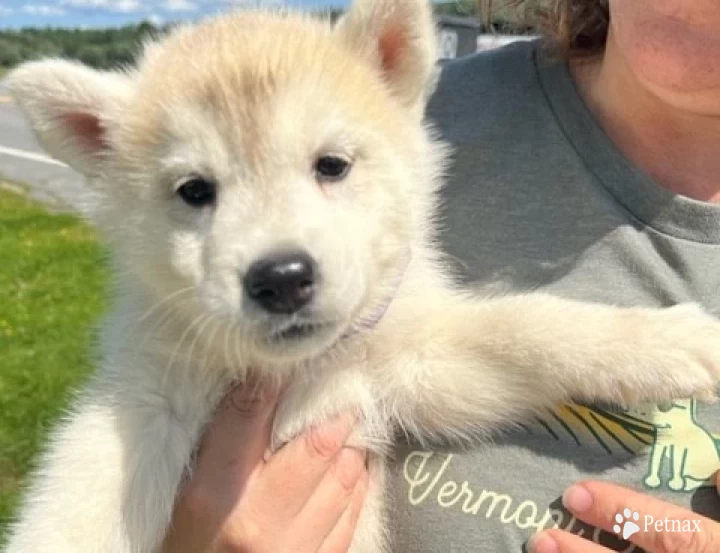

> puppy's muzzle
[244,250,317,314]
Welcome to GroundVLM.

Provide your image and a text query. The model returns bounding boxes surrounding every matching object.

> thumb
[196,382,280,487]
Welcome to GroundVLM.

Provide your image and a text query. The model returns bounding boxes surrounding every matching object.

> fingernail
[337,447,365,470]
[321,412,358,440]
[562,484,593,513]
[527,532,558,553]
[336,447,366,486]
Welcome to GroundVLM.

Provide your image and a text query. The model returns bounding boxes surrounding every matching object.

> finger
[292,447,367,548]
[561,481,720,553]
[316,464,370,553]
[715,471,720,496]
[195,383,279,488]
[261,412,358,513]
[528,529,613,553]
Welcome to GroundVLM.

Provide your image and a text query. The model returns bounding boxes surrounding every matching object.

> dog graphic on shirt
[628,399,720,492]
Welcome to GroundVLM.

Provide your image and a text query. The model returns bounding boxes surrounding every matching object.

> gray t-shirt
[387,40,720,553]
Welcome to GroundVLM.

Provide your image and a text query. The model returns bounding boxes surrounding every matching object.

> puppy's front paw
[626,304,720,404]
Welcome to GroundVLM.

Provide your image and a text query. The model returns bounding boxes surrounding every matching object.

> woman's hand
[162,385,368,553]
[529,476,720,553]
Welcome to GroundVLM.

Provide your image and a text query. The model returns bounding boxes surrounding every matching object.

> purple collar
[342,250,410,339]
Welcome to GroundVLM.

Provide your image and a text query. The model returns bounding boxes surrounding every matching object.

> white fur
[6,1,720,552]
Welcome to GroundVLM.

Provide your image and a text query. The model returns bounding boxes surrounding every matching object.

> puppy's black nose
[244,251,317,314]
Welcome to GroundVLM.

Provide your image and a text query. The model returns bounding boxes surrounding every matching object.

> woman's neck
[571,28,720,203]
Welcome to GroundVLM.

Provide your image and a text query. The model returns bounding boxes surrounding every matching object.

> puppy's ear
[336,0,437,116]
[7,59,134,176]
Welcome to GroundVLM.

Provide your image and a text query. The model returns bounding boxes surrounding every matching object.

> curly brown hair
[481,0,609,58]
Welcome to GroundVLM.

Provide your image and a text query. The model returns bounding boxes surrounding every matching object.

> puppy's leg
[5,391,202,553]
[373,294,720,441]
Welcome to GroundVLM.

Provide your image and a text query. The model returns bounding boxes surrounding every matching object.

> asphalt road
[0,79,86,212]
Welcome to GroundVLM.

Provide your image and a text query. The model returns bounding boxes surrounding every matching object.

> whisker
[223,322,232,372]
[162,312,208,392]
[135,295,196,356]
[108,288,194,353]
[137,287,194,324]
[183,314,217,383]
[233,322,247,381]
[202,317,225,378]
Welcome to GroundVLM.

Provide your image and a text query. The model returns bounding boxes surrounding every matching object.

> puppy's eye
[176,177,216,207]
[314,155,351,182]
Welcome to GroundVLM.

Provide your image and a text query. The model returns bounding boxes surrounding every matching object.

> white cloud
[60,0,144,13]
[0,3,13,16]
[148,12,163,24]
[219,0,283,7]
[23,4,68,15]
[114,0,143,12]
[164,0,197,11]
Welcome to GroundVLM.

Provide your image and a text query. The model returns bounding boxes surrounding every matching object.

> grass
[0,67,8,79]
[0,184,108,544]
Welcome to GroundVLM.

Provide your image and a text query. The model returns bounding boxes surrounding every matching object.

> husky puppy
[6,0,720,551]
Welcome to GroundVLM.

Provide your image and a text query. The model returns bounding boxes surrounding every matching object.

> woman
[164,1,720,551]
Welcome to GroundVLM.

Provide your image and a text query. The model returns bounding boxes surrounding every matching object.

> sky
[0,0,347,28]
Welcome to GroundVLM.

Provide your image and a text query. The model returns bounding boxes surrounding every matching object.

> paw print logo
[613,508,641,540]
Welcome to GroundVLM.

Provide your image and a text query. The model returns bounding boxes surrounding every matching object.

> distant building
[436,15,537,59]
[436,15,481,59]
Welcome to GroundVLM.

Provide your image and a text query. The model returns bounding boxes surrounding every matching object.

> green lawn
[0,185,108,544]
